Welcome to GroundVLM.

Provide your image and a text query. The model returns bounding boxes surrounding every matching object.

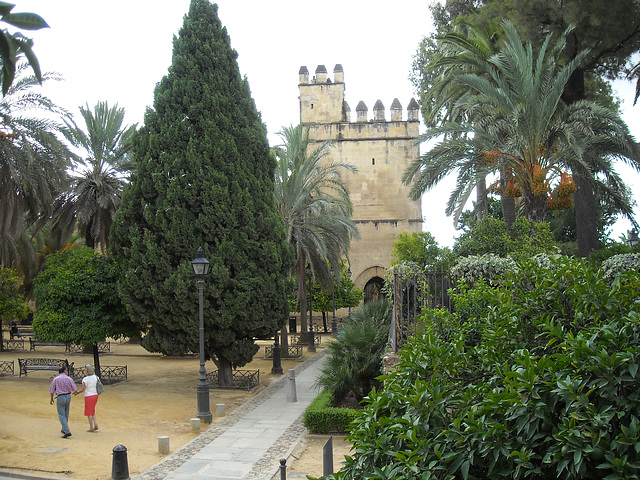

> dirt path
[0,340,352,480]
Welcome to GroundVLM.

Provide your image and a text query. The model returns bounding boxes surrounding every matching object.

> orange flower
[488,179,502,194]
[557,172,577,198]
[505,178,522,197]
[483,150,501,165]
[548,193,572,210]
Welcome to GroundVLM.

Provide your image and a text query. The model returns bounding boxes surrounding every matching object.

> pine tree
[110,0,292,385]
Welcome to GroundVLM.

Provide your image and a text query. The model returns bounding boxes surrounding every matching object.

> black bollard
[323,436,334,476]
[111,445,130,480]
[279,458,287,480]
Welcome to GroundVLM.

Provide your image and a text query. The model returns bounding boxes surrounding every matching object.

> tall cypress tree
[110,0,292,384]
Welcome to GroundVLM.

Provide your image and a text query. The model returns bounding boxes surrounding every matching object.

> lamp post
[330,268,337,335]
[628,229,639,247]
[192,247,212,423]
[306,264,316,352]
[271,330,283,374]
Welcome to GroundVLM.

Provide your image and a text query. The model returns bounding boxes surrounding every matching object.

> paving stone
[135,351,325,480]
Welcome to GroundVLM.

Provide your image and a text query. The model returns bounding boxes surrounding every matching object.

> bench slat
[18,358,70,377]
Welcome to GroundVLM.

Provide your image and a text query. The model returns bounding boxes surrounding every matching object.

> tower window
[311,104,314,109]
[372,158,375,165]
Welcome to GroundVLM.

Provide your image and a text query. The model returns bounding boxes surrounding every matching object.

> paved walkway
[135,350,327,480]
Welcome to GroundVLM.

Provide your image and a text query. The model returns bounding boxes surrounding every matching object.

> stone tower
[299,64,423,302]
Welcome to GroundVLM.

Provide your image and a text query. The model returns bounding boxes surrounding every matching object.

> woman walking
[74,364,100,432]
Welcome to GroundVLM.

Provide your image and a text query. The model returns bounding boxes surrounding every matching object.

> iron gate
[389,265,451,352]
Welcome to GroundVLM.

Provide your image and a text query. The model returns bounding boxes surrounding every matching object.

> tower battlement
[296,64,423,303]
[299,64,419,124]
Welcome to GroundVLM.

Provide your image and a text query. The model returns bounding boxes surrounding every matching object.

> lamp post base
[196,381,212,423]
[307,328,316,353]
[272,334,283,374]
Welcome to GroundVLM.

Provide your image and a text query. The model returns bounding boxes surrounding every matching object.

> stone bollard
[111,445,130,480]
[216,404,226,417]
[286,369,297,402]
[158,436,170,454]
[190,418,201,433]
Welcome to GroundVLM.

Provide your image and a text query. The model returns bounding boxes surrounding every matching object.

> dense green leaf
[110,1,292,385]
[2,12,48,30]
[326,257,640,479]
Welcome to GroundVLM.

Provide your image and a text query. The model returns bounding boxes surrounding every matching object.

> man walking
[49,365,77,438]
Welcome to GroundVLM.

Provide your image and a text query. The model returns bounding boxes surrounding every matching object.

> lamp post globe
[192,247,212,423]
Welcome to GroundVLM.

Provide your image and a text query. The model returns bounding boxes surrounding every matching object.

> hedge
[303,390,360,434]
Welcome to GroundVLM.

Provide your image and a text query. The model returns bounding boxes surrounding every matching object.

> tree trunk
[573,173,600,256]
[93,343,101,377]
[217,356,234,386]
[476,177,488,221]
[280,325,289,356]
[561,53,600,255]
[297,256,308,344]
[500,171,516,227]
[524,192,548,224]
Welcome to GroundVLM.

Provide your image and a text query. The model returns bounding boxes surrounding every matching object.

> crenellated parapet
[297,63,423,301]
[299,64,419,125]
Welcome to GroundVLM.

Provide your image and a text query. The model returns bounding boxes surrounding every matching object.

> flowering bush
[325,257,640,480]
[451,253,516,286]
[601,253,640,283]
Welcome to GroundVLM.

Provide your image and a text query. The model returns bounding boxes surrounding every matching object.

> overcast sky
[14,0,640,247]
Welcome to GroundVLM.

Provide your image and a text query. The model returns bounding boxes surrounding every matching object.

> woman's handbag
[96,376,105,395]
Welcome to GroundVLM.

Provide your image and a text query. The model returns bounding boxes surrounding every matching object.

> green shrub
[328,257,640,480]
[315,299,391,403]
[0,268,30,324]
[587,242,636,265]
[453,216,558,261]
[303,390,360,434]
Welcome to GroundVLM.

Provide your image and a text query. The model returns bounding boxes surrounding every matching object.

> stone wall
[299,64,423,298]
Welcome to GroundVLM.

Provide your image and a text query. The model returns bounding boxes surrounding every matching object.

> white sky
[14,0,640,248]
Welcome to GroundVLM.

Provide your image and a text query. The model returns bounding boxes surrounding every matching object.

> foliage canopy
[32,248,135,346]
[331,257,640,479]
[110,1,292,384]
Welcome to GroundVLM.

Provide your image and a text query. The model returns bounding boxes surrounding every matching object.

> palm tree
[57,101,136,251]
[406,22,639,227]
[0,65,73,272]
[273,124,358,341]
[413,22,515,226]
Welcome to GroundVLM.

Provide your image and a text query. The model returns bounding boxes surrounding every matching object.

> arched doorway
[364,276,385,303]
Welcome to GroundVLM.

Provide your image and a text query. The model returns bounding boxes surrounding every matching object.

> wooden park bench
[29,338,111,353]
[18,358,71,377]
[8,325,33,338]
[29,338,67,351]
